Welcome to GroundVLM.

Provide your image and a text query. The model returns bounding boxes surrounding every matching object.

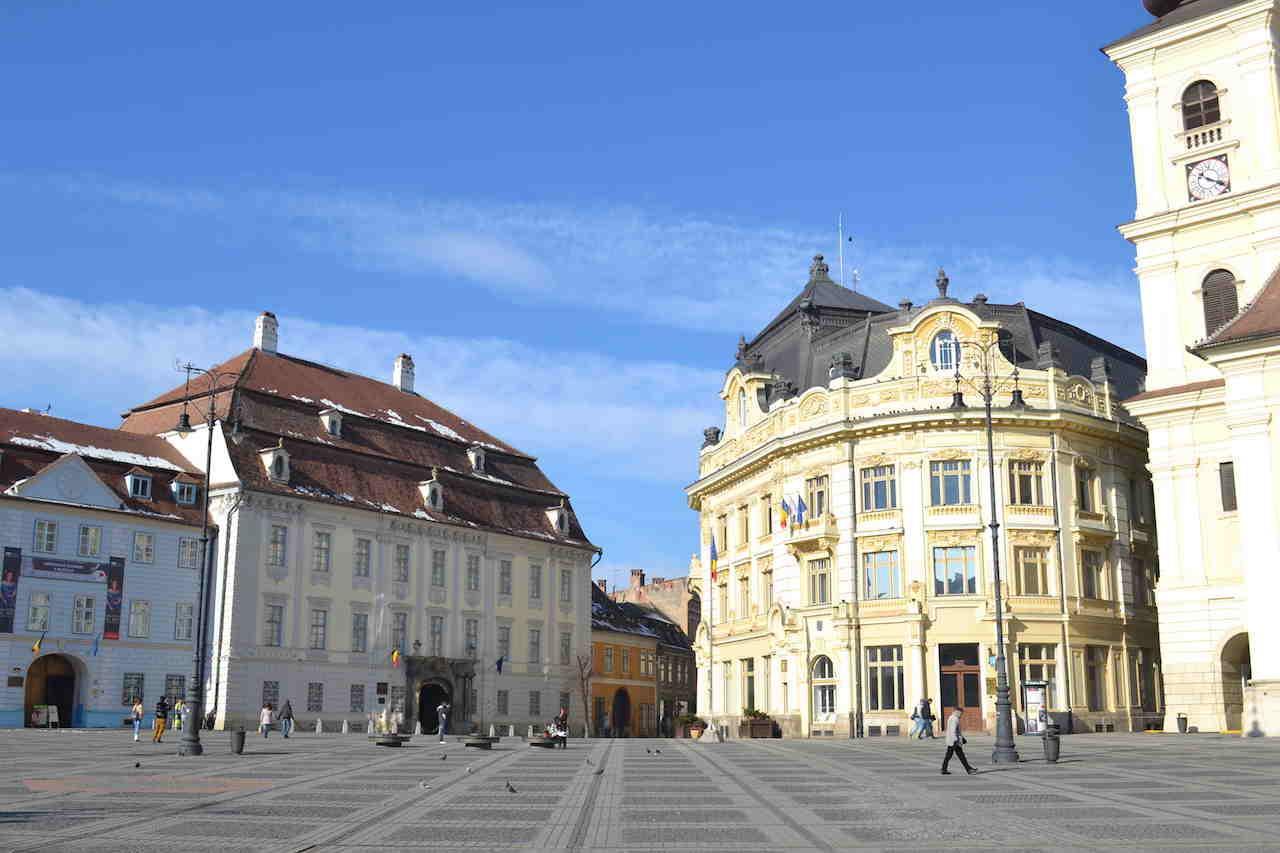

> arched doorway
[418,682,451,734]
[611,688,631,737]
[1221,633,1251,732]
[811,655,837,724]
[26,654,77,728]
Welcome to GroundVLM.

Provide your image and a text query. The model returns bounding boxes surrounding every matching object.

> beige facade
[1107,0,1280,736]
[688,298,1161,737]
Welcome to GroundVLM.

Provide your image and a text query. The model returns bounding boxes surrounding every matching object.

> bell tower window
[1201,269,1239,336]
[1181,80,1220,131]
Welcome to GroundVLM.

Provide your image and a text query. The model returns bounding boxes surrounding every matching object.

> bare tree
[576,654,593,737]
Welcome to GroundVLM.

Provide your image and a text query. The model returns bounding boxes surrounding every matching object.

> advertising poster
[29,557,109,582]
[0,547,20,633]
[103,556,125,640]
[1024,681,1048,735]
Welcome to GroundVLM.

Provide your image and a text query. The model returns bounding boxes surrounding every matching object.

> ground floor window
[122,673,145,705]
[164,674,185,705]
[307,681,324,712]
[1086,646,1108,711]
[497,689,510,716]
[1136,648,1158,713]
[867,645,904,710]
[529,690,541,717]
[262,680,279,708]
[350,684,365,712]
[812,655,836,719]
[1018,644,1057,708]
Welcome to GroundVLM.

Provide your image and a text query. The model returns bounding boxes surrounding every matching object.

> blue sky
[1,1,1155,587]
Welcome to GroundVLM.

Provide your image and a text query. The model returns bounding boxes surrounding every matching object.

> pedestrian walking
[278,700,294,738]
[436,701,450,743]
[130,698,144,742]
[940,706,978,775]
[152,696,170,743]
[259,702,274,738]
[173,697,184,732]
[912,698,936,739]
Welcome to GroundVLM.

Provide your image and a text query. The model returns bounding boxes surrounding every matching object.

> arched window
[1202,269,1240,336]
[271,456,284,478]
[811,655,836,719]
[1182,80,1221,131]
[930,330,960,371]
[737,389,748,426]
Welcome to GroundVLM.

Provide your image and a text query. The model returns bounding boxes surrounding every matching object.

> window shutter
[1202,269,1239,336]
[1219,462,1237,513]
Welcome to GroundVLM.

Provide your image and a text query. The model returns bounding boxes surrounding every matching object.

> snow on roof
[8,435,184,471]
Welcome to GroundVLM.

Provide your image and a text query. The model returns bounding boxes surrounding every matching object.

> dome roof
[1144,0,1185,16]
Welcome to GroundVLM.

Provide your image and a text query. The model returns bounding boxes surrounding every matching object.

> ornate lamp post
[948,325,1025,765]
[173,364,237,756]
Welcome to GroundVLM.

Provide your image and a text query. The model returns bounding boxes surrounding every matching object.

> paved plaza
[0,729,1277,852]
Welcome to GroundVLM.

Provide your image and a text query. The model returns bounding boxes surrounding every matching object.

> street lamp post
[949,330,1024,765]
[173,364,234,757]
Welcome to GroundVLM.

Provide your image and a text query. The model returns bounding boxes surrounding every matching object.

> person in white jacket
[941,706,978,775]
[259,703,274,738]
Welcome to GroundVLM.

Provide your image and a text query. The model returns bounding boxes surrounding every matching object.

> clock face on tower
[1187,155,1230,202]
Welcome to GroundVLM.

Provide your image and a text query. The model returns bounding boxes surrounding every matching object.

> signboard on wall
[29,557,110,582]
[0,547,21,633]
[102,556,126,640]
[1024,680,1048,735]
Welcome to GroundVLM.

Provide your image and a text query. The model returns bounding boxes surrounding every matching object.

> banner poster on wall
[0,547,21,633]
[102,556,126,640]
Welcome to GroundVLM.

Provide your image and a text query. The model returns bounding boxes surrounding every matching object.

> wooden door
[939,643,983,732]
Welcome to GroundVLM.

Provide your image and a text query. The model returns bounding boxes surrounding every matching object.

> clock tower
[1107,0,1280,738]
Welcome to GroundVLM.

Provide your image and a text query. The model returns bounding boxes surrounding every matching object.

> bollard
[1042,722,1060,763]
[508,724,515,737]
[528,724,535,738]
[315,718,323,734]
[1177,713,1188,734]
[366,718,375,735]
[489,724,496,738]
[341,719,349,734]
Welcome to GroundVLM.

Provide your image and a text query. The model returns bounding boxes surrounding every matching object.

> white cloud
[0,287,721,483]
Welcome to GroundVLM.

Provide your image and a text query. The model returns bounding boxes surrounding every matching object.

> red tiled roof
[0,408,206,526]
[1123,378,1224,404]
[1195,263,1280,353]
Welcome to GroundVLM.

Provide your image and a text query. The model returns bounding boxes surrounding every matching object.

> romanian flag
[31,630,46,656]
[709,534,719,583]
[390,648,402,668]
[779,497,791,529]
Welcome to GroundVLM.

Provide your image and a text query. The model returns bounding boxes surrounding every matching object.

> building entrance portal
[1221,633,1251,732]
[939,643,983,732]
[611,688,631,737]
[25,654,76,728]
[418,682,452,734]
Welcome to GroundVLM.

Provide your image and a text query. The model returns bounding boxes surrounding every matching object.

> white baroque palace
[121,313,598,732]
[1107,0,1280,736]
[688,259,1161,737]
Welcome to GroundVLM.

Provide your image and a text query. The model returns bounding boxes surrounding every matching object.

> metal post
[179,373,216,756]
[982,367,1019,764]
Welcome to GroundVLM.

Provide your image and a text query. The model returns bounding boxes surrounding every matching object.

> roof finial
[736,335,748,362]
[809,254,831,283]
[935,268,950,299]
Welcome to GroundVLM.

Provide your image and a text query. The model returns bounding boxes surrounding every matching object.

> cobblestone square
[0,729,1278,851]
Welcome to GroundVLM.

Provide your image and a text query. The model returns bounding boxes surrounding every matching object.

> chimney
[630,569,646,590]
[393,354,415,393]
[253,312,278,353]
[595,578,609,592]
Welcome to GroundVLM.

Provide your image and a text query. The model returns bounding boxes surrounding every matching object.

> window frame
[429,614,445,656]
[174,602,194,641]
[128,474,152,500]
[930,330,960,371]
[497,624,511,659]
[808,557,830,605]
[77,525,102,558]
[354,538,372,578]
[499,559,513,596]
[932,545,978,596]
[1181,79,1221,131]
[312,531,331,573]
[27,591,51,631]
[805,475,829,519]
[466,554,481,592]
[1008,460,1045,506]
[431,549,446,587]
[394,543,411,583]
[1219,461,1238,513]
[860,465,898,511]
[866,645,905,711]
[72,594,96,635]
[174,481,198,505]
[528,627,541,664]
[263,603,284,647]
[34,519,58,554]
[930,460,972,506]
[351,611,369,653]
[268,525,287,567]
[131,531,155,564]
[178,537,201,570]
[127,599,151,638]
[1081,548,1106,600]
[122,672,145,705]
[1015,546,1050,596]
[391,611,407,652]
[529,563,543,600]
[862,550,901,600]
[309,608,328,650]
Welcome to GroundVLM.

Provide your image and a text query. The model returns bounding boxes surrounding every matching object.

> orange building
[590,582,659,736]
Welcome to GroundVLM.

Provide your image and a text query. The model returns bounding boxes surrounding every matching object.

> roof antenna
[837,213,844,288]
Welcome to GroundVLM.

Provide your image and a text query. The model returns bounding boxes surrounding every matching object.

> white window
[863,551,900,600]
[465,618,479,655]
[930,460,972,506]
[350,684,365,712]
[392,612,408,652]
[528,628,541,664]
[312,531,331,572]
[805,475,828,519]
[164,674,185,705]
[1076,465,1097,513]
[930,330,960,371]
[34,520,57,554]
[1016,547,1049,596]
[72,595,95,634]
[132,532,155,564]
[529,563,543,600]
[497,625,511,658]
[604,647,614,672]
[560,631,572,666]
[307,681,324,712]
[933,546,977,595]
[354,538,371,577]
[1082,549,1106,599]
[351,612,368,653]
[262,680,280,708]
[1018,644,1057,710]
[268,525,287,566]
[127,600,151,638]
[466,554,481,592]
[431,550,446,587]
[27,592,51,631]
[174,482,198,505]
[394,544,410,583]
[122,673,145,705]
[174,602,194,641]
[128,474,152,500]
[178,538,200,569]
[78,525,102,558]
[499,559,512,596]
[861,465,897,511]
[1009,461,1045,505]
[560,569,573,603]
[263,604,283,646]
[808,558,830,605]
[867,645,904,711]
[430,614,444,656]
[812,656,836,719]
[309,609,327,649]
[737,388,747,426]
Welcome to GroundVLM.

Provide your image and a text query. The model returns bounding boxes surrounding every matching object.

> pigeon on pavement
[440,754,447,761]
[134,762,141,769]
[505,780,517,793]
[645,748,651,754]
[592,767,605,776]
[466,766,473,774]
[655,749,661,754]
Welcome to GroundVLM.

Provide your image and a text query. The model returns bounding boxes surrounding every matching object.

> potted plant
[676,714,707,739]
[739,708,774,739]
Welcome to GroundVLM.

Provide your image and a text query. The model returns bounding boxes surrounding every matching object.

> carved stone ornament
[858,534,901,553]
[927,530,979,549]
[931,449,970,462]
[1008,449,1046,462]
[800,394,828,419]
[1064,380,1094,404]
[756,554,773,572]
[860,453,892,469]
[1007,528,1056,546]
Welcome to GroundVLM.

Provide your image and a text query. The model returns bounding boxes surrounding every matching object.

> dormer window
[930,330,960,371]
[419,468,444,512]
[1182,80,1220,131]
[125,471,153,500]
[259,441,291,484]
[173,481,199,505]
[546,499,570,535]
[467,445,486,473]
[737,389,747,426]
[319,409,343,438]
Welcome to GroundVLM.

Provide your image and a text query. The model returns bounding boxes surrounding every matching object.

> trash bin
[1042,722,1060,764]
[231,729,246,754]
[1176,713,1188,734]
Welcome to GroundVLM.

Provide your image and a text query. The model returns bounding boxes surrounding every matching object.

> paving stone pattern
[0,729,1277,851]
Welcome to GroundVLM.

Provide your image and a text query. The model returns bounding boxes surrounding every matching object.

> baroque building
[120,313,598,732]
[1106,0,1280,735]
[0,409,205,728]
[687,258,1161,737]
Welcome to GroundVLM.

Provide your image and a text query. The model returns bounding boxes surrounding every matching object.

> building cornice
[1118,181,1280,244]
[1103,0,1274,62]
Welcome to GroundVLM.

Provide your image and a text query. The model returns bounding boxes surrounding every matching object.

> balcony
[1177,119,1230,153]
[783,513,839,559]
[857,508,901,529]
[926,503,979,523]
[1005,504,1054,522]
